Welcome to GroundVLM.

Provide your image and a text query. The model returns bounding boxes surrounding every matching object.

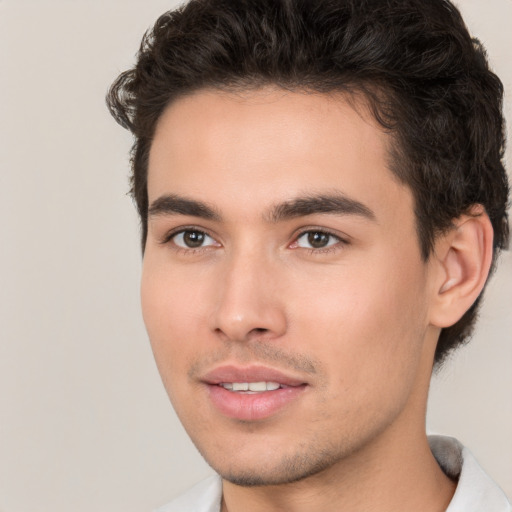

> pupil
[184,231,205,248]
[308,232,329,248]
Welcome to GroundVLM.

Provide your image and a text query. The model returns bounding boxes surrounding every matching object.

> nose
[209,250,288,343]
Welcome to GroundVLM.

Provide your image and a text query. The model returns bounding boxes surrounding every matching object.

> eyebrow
[148,194,221,221]
[148,192,376,223]
[267,193,376,223]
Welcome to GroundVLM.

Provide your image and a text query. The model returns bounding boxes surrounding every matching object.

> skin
[141,87,490,511]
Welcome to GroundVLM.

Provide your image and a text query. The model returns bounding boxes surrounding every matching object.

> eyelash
[292,228,348,254]
[160,227,349,255]
[160,226,217,254]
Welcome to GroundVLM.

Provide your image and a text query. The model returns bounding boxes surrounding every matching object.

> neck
[221,428,455,512]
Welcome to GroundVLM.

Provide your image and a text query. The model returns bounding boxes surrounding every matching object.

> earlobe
[429,206,494,328]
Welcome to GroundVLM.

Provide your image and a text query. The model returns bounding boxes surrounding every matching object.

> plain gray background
[0,1,510,511]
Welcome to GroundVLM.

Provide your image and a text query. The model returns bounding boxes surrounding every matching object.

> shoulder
[154,475,222,512]
[429,435,511,512]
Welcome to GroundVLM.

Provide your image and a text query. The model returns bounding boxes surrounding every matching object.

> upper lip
[202,365,307,387]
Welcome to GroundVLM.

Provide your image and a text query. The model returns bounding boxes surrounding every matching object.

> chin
[205,446,342,487]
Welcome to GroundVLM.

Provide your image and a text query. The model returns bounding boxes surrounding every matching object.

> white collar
[429,435,511,511]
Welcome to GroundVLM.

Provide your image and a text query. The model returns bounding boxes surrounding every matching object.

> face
[142,88,439,485]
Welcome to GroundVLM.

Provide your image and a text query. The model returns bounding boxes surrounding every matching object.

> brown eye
[295,230,340,250]
[183,231,205,247]
[172,230,216,249]
[307,232,330,248]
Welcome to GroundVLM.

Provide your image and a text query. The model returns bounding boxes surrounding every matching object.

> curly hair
[107,0,509,366]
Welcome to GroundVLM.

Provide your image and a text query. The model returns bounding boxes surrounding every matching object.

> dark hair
[107,0,509,365]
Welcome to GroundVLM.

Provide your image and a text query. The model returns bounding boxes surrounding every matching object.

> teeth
[220,381,281,392]
[248,382,267,392]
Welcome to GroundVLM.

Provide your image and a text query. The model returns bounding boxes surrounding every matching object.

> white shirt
[155,435,511,512]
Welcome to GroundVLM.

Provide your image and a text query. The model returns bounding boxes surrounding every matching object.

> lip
[202,365,308,421]
[202,365,306,387]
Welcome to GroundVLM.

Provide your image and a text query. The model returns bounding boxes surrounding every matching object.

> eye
[294,230,341,250]
[171,229,218,249]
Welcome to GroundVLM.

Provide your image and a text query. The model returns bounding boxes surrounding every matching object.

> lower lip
[207,384,306,421]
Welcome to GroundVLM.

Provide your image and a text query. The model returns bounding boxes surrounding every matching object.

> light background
[0,1,510,511]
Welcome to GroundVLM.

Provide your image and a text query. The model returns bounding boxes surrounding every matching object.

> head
[108,0,508,366]
[107,0,509,487]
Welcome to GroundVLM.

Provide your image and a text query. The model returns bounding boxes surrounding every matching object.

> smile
[201,366,308,421]
[220,381,281,392]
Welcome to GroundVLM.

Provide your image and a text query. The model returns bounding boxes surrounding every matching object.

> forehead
[147,87,411,225]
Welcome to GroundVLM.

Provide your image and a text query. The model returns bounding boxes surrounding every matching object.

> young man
[107,0,510,510]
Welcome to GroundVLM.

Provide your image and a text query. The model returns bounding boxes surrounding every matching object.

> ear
[428,205,494,328]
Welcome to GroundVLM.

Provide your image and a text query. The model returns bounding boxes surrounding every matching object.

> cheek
[141,250,213,332]
[140,258,208,387]
[291,256,429,398]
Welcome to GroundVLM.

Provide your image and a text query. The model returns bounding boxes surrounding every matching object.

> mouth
[219,381,283,392]
[202,365,308,421]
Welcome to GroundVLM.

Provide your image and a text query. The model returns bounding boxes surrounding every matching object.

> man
[107,0,511,510]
